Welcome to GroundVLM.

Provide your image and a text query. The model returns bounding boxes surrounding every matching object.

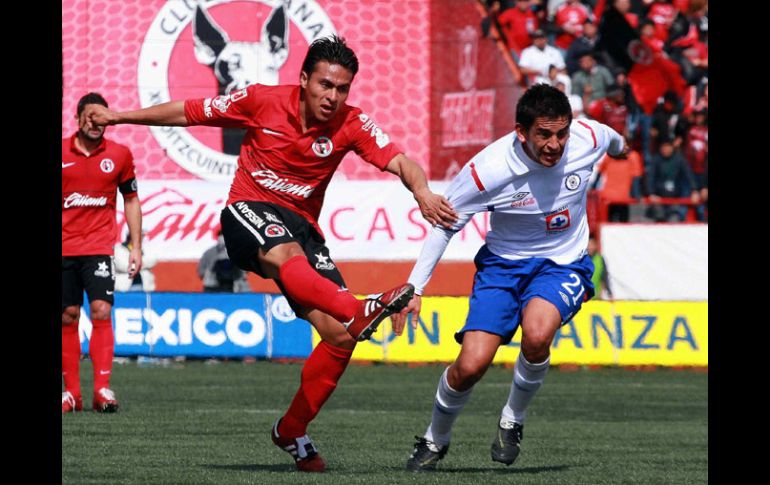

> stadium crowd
[484,0,708,222]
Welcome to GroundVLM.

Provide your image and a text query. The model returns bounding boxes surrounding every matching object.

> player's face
[77,104,106,142]
[300,61,354,124]
[517,116,570,167]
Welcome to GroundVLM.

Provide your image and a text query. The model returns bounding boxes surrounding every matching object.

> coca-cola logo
[63,192,108,209]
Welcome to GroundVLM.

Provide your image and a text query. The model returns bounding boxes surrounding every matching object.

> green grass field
[62,359,707,484]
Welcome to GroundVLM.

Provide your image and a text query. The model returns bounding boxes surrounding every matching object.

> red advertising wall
[62,0,432,181]
[429,0,522,180]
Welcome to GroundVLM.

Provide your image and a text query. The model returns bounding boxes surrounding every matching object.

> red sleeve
[346,110,403,171]
[184,84,264,128]
[497,9,513,27]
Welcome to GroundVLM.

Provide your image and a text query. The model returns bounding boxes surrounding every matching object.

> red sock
[62,322,81,397]
[278,341,353,437]
[90,318,115,391]
[278,256,361,323]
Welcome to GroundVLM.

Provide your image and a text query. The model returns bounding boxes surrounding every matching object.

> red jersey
[685,125,708,174]
[62,134,138,256]
[497,7,539,54]
[587,99,628,136]
[184,84,402,237]
[647,2,677,43]
[597,150,643,201]
[554,2,592,50]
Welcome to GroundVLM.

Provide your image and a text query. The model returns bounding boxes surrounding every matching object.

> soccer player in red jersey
[85,36,457,472]
[62,93,144,414]
[553,0,593,50]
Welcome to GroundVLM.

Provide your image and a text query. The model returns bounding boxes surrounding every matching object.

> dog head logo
[138,0,336,181]
[193,3,289,95]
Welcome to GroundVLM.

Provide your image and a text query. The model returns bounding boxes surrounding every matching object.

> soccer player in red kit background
[62,92,144,414]
[84,35,457,472]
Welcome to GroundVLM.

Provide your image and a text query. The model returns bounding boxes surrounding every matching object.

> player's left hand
[128,247,143,278]
[415,189,458,229]
[390,294,422,336]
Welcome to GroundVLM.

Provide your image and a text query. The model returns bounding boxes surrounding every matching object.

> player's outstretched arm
[384,154,458,229]
[85,101,189,129]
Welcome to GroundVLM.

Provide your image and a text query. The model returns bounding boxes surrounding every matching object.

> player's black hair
[516,84,572,130]
[301,35,359,78]
[77,92,108,116]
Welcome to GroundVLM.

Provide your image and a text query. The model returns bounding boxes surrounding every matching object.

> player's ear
[514,123,527,143]
[299,70,309,89]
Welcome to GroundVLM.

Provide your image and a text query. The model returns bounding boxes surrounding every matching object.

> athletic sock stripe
[227,205,266,244]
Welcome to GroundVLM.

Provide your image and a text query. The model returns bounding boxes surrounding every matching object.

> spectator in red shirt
[684,108,707,220]
[85,35,457,473]
[62,93,144,415]
[587,85,629,138]
[639,19,665,54]
[646,0,678,43]
[497,0,540,59]
[564,21,600,75]
[594,142,644,221]
[553,0,594,51]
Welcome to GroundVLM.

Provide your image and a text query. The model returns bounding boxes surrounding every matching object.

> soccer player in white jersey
[392,84,627,471]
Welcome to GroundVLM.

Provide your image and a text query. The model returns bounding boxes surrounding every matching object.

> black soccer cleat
[491,421,524,466]
[406,436,449,472]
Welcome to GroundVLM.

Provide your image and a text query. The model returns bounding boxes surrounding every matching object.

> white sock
[424,367,473,447]
[500,352,550,426]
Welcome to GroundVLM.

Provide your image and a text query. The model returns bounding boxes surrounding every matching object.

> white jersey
[409,118,624,295]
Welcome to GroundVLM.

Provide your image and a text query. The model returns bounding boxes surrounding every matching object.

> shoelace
[413,436,441,454]
[98,388,116,401]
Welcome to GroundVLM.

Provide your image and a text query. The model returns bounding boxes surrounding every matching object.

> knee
[322,332,356,350]
[262,243,306,279]
[448,359,488,391]
[90,301,112,321]
[520,331,552,363]
[62,306,80,325]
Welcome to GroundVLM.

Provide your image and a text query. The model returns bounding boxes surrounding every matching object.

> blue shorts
[456,245,595,345]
